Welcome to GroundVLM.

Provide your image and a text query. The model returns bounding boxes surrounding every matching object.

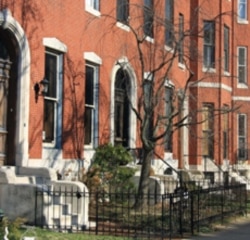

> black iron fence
[35,183,247,239]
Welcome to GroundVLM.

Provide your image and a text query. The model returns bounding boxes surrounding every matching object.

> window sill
[202,67,216,73]
[145,35,154,43]
[237,83,248,89]
[85,6,101,17]
[84,144,94,149]
[237,19,249,24]
[42,142,56,148]
[178,62,186,70]
[223,71,230,76]
[165,45,174,53]
[116,22,130,32]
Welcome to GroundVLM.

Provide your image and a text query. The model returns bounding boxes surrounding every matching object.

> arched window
[114,68,131,147]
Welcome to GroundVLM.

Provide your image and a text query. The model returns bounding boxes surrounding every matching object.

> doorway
[0,28,18,166]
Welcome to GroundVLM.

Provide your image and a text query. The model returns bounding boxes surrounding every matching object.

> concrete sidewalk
[184,215,250,240]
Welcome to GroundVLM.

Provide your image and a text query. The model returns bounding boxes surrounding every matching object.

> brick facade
[0,0,250,181]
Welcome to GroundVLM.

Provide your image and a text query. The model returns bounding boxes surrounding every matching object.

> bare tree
[85,1,237,208]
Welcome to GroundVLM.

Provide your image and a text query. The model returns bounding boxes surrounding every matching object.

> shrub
[82,144,136,193]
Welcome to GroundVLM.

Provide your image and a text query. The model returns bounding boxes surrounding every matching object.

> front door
[0,58,11,165]
[0,29,17,166]
[114,69,131,148]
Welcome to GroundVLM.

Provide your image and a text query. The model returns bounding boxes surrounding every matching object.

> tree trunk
[134,147,153,209]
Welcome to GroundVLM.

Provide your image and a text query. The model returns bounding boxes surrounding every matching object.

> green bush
[0,217,26,240]
[82,144,136,192]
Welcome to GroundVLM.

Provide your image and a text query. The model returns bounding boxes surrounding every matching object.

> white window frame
[237,46,247,86]
[143,0,154,39]
[85,0,101,17]
[84,63,99,148]
[164,81,174,152]
[238,114,247,160]
[224,25,230,73]
[238,0,248,23]
[165,0,174,48]
[203,21,215,71]
[43,50,63,148]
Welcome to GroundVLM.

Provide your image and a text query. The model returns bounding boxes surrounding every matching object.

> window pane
[178,14,184,63]
[117,0,129,23]
[144,0,154,37]
[238,115,245,135]
[204,22,214,44]
[85,66,94,105]
[43,100,55,143]
[87,0,99,10]
[45,53,57,98]
[165,87,173,151]
[238,48,246,65]
[84,107,92,145]
[239,66,246,83]
[93,0,99,10]
[203,21,215,68]
[202,104,214,158]
[165,0,173,46]
[238,0,247,19]
[224,26,229,71]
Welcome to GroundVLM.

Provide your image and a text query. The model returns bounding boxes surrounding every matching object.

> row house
[0,0,249,183]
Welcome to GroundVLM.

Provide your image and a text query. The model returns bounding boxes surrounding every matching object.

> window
[84,64,99,146]
[202,104,214,158]
[238,114,247,160]
[238,0,247,21]
[238,46,247,84]
[223,107,229,159]
[164,87,173,151]
[86,0,99,11]
[114,68,131,147]
[144,0,154,38]
[178,14,184,64]
[224,25,229,72]
[203,21,215,69]
[165,0,174,47]
[43,51,63,146]
[117,0,129,24]
[85,0,100,16]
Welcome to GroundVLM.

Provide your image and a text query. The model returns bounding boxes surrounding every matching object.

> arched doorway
[0,28,18,166]
[114,68,131,148]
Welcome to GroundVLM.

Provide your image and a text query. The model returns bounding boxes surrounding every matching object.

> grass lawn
[24,228,132,240]
[1,225,132,240]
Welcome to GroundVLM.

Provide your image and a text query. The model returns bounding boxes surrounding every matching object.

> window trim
[238,113,247,160]
[203,21,215,71]
[85,0,101,17]
[84,63,99,148]
[202,103,214,159]
[238,0,248,23]
[223,106,229,159]
[116,0,129,25]
[224,25,230,73]
[165,0,174,48]
[237,46,247,85]
[143,0,154,39]
[43,50,63,148]
[164,83,174,152]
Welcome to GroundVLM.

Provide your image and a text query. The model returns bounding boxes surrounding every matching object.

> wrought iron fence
[35,183,247,240]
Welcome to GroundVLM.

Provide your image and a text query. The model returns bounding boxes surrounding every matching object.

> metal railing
[34,182,247,240]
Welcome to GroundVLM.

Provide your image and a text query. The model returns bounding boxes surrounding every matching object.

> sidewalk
[184,214,250,240]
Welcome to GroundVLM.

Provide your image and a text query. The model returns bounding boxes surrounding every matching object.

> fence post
[34,187,37,226]
[179,193,183,237]
[190,192,194,235]
[95,191,98,235]
[221,187,224,225]
[197,190,200,233]
[169,194,173,240]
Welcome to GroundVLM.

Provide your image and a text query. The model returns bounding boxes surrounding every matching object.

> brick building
[0,0,249,182]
